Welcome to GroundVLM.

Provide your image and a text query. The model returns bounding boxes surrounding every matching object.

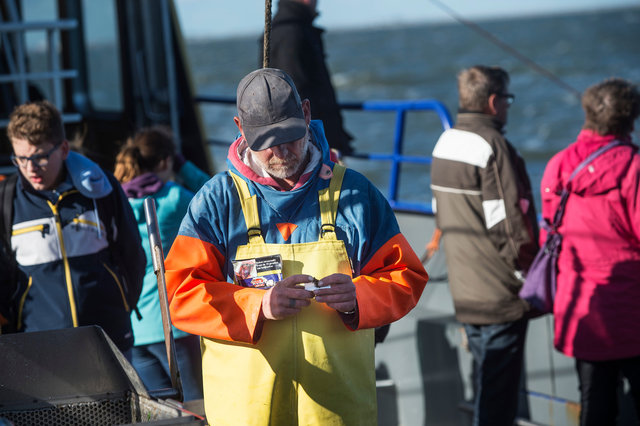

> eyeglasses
[497,93,515,105]
[11,144,61,169]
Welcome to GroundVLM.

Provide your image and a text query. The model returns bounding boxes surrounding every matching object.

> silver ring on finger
[288,298,296,308]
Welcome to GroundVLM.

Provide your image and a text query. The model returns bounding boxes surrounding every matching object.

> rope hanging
[263,0,272,68]
[430,0,581,99]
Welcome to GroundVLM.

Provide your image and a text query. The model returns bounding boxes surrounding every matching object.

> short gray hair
[457,65,510,111]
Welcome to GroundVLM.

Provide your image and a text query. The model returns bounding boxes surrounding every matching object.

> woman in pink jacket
[540,78,640,425]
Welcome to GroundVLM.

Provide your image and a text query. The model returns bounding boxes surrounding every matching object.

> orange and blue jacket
[165,120,428,343]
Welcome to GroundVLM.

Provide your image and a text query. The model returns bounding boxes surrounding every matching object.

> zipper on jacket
[12,223,50,238]
[71,217,104,234]
[17,276,33,330]
[47,195,79,327]
[102,262,130,312]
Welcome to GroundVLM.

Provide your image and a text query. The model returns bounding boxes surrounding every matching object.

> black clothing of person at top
[260,0,353,155]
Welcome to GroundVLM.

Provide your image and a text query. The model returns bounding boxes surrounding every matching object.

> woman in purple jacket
[540,78,640,425]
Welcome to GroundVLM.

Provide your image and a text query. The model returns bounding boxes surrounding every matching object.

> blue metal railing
[341,99,452,214]
[194,95,453,215]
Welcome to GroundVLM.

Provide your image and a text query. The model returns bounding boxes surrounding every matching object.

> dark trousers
[132,334,203,401]
[464,317,528,426]
[575,355,640,426]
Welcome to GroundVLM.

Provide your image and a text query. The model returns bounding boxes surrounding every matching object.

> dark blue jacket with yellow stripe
[1,152,145,351]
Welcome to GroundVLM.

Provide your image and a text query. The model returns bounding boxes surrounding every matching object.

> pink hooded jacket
[541,129,640,361]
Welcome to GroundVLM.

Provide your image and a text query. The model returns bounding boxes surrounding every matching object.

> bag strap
[0,174,18,333]
[552,140,623,229]
[0,174,18,254]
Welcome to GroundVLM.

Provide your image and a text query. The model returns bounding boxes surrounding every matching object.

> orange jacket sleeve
[354,233,428,330]
[165,235,265,344]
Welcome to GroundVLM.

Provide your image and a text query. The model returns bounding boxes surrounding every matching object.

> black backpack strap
[0,174,18,333]
[0,174,18,255]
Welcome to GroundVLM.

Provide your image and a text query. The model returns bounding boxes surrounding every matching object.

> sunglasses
[11,144,62,169]
[497,93,515,105]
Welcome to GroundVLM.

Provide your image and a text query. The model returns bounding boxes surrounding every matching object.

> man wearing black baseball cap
[164,67,428,424]
[233,68,312,189]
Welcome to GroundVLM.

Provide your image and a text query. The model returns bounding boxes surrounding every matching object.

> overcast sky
[174,0,639,39]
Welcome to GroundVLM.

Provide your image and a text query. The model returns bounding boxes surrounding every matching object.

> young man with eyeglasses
[430,65,539,425]
[0,101,145,358]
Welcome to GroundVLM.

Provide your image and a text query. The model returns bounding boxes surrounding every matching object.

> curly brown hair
[582,78,640,136]
[114,126,176,183]
[7,100,65,146]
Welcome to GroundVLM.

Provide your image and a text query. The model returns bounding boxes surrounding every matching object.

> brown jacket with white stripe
[431,112,539,324]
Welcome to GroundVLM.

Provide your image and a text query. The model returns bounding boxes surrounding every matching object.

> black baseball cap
[236,68,307,151]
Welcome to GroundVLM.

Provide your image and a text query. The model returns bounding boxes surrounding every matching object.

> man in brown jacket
[430,65,539,426]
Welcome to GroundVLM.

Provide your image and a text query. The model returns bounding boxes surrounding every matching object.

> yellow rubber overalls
[201,164,376,425]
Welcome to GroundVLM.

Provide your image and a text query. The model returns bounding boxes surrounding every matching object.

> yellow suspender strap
[229,171,265,244]
[318,164,346,240]
[230,164,346,243]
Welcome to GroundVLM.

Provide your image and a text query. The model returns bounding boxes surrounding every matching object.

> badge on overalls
[232,254,283,289]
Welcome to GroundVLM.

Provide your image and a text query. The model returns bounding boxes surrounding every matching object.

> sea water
[185,7,640,211]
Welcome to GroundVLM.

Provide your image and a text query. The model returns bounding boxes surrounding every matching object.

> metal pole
[160,0,181,151]
[47,28,62,110]
[5,0,28,103]
[144,197,184,402]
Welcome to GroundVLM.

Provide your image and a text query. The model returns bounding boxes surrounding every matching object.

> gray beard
[254,140,310,180]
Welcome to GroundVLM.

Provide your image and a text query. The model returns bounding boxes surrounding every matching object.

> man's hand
[261,275,315,320]
[313,273,357,314]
